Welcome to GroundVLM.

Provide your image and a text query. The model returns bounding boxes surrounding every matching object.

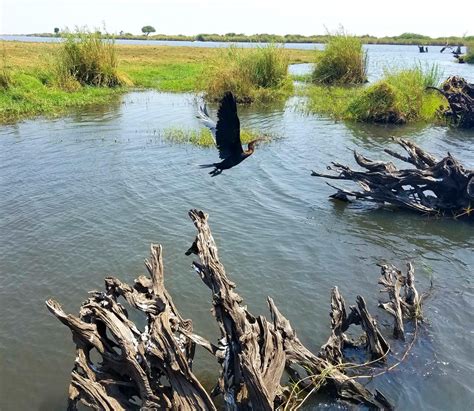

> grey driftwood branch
[312,138,474,218]
[47,209,425,410]
[427,76,474,128]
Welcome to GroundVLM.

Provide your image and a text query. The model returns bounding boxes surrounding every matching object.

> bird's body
[197,92,260,176]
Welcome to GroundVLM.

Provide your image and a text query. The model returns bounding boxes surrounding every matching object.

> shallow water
[1,46,474,410]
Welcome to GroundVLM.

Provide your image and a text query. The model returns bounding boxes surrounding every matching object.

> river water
[0,43,473,410]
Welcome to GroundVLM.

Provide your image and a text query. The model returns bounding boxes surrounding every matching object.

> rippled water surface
[1,47,474,410]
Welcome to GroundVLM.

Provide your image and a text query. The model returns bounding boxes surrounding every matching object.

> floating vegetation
[161,127,273,147]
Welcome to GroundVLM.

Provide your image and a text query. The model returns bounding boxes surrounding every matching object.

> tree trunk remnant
[428,76,474,128]
[312,138,474,218]
[47,210,427,410]
[378,262,422,341]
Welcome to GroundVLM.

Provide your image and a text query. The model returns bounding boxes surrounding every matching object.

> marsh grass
[201,44,292,103]
[347,65,443,123]
[312,33,367,85]
[465,43,474,64]
[0,41,316,123]
[308,65,445,123]
[56,29,130,89]
[0,49,12,89]
[161,127,270,147]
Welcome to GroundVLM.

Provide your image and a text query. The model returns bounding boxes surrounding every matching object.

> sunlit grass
[307,65,445,123]
[201,44,293,103]
[0,40,315,122]
[0,71,121,122]
[56,29,130,89]
[465,43,474,64]
[161,127,272,147]
[312,32,367,85]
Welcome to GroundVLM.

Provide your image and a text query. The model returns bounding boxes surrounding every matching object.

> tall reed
[56,29,129,89]
[312,33,367,85]
[202,44,291,103]
[465,43,474,64]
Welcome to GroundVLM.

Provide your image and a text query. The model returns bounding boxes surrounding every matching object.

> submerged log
[47,210,427,410]
[312,138,474,218]
[428,76,474,128]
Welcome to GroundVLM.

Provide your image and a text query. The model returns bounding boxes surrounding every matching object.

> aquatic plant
[465,43,474,64]
[347,65,443,123]
[55,29,130,89]
[161,127,267,147]
[312,32,367,85]
[201,44,292,103]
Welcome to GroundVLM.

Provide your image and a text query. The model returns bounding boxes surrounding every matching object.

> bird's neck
[243,148,254,156]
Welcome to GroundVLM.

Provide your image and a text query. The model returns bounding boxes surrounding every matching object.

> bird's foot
[209,168,222,177]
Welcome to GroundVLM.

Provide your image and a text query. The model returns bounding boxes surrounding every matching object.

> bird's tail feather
[199,163,216,168]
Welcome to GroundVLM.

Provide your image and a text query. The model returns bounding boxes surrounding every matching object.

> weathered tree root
[312,138,474,218]
[47,210,426,410]
[428,76,474,128]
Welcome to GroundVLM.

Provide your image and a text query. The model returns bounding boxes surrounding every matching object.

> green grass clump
[0,65,12,90]
[307,65,445,124]
[312,33,367,85]
[347,82,401,123]
[201,44,292,103]
[347,66,444,123]
[464,43,474,64]
[161,127,267,147]
[56,29,130,89]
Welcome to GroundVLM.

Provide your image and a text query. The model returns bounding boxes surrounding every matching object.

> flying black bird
[197,92,261,176]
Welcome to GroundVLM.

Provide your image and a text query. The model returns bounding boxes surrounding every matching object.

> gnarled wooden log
[47,210,429,410]
[312,138,474,218]
[428,76,474,128]
[46,244,216,411]
[378,262,422,340]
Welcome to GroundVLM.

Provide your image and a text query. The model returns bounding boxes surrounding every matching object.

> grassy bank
[306,66,445,124]
[465,43,474,64]
[26,32,474,46]
[0,40,315,122]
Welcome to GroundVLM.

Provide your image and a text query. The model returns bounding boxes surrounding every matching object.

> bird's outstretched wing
[215,92,242,159]
[197,104,216,141]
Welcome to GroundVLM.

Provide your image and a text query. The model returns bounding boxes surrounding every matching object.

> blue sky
[1,0,472,37]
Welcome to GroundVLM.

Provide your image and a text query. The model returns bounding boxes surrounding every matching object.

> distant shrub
[347,65,443,123]
[56,29,130,89]
[202,44,291,103]
[465,43,474,64]
[312,33,367,85]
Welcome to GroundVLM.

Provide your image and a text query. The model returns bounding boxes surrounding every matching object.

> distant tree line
[38,30,472,46]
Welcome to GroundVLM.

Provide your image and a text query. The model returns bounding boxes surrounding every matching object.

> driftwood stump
[47,210,427,410]
[312,138,474,218]
[428,76,474,128]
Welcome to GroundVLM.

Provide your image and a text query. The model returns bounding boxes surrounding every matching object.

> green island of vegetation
[1,30,470,128]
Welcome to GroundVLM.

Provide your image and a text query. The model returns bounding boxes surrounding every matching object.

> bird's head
[247,138,265,152]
